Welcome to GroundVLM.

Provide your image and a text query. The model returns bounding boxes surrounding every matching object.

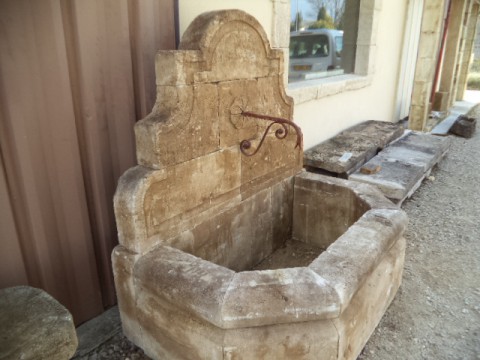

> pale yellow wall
[293,0,409,149]
[179,0,409,150]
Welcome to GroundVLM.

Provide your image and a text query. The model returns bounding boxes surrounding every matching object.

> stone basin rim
[131,204,407,330]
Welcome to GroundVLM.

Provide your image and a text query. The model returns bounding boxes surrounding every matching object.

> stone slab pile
[304,120,451,206]
[303,120,404,178]
[349,131,451,205]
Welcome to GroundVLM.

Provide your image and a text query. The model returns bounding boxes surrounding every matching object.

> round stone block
[0,286,78,360]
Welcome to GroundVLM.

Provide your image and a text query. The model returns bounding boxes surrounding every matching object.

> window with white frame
[289,0,360,83]
[287,0,380,103]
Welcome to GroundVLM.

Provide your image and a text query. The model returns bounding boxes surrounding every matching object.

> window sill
[286,74,373,105]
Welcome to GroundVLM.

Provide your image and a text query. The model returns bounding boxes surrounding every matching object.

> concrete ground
[75,95,480,360]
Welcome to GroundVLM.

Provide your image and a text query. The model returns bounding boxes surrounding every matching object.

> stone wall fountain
[112,10,407,360]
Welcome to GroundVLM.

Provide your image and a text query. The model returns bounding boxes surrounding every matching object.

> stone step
[430,113,457,136]
[349,131,451,205]
[303,120,404,178]
[431,99,477,136]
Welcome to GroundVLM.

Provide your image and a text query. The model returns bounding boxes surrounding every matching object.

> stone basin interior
[112,9,408,360]
[252,185,367,269]
[177,175,371,273]
[252,239,323,270]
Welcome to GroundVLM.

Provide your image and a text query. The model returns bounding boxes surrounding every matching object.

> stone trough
[112,10,407,360]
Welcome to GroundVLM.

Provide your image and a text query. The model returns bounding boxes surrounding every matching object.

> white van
[289,29,344,82]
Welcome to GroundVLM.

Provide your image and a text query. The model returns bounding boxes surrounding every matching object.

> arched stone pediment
[135,9,296,168]
[119,10,302,253]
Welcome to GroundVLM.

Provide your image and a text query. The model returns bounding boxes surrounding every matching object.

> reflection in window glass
[290,34,329,58]
[289,0,357,83]
[335,36,343,57]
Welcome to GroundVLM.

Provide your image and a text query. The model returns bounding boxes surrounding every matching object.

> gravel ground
[75,332,149,360]
[359,107,480,360]
[78,108,480,360]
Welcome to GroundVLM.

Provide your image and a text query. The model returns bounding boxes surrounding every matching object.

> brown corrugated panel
[128,0,176,119]
[61,0,139,309]
[0,0,104,323]
[0,157,29,287]
[0,0,176,324]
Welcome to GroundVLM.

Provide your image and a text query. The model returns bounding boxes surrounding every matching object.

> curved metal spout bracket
[239,111,303,157]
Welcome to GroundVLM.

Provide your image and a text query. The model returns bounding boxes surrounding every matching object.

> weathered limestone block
[115,148,241,254]
[154,51,201,86]
[135,291,225,360]
[190,187,272,271]
[135,83,220,169]
[222,320,339,360]
[0,286,78,360]
[310,208,407,309]
[111,247,142,345]
[219,79,269,148]
[135,245,235,327]
[271,176,294,249]
[412,81,435,107]
[350,157,425,201]
[292,172,398,248]
[142,148,240,231]
[179,11,283,82]
[349,131,451,203]
[219,77,293,148]
[432,90,449,111]
[241,136,302,198]
[162,176,292,273]
[450,115,476,138]
[304,120,404,177]
[220,268,340,328]
[197,20,271,82]
[333,237,406,360]
[293,177,364,248]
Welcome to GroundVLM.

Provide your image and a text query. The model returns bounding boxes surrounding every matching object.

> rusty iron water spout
[239,111,303,157]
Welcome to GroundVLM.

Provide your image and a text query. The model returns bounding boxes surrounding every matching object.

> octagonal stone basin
[113,172,407,360]
[112,10,407,360]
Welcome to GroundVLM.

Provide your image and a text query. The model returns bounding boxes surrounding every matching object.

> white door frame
[395,0,425,120]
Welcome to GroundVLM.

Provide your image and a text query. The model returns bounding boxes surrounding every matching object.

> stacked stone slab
[350,131,451,205]
[303,120,404,178]
[0,286,78,360]
[112,10,407,360]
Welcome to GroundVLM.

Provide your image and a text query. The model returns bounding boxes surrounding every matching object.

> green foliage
[311,5,335,29]
[291,11,303,31]
[470,59,480,73]
[467,72,480,90]
[308,19,335,30]
[308,0,345,29]
[467,59,480,90]
[336,12,344,30]
[317,6,328,21]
